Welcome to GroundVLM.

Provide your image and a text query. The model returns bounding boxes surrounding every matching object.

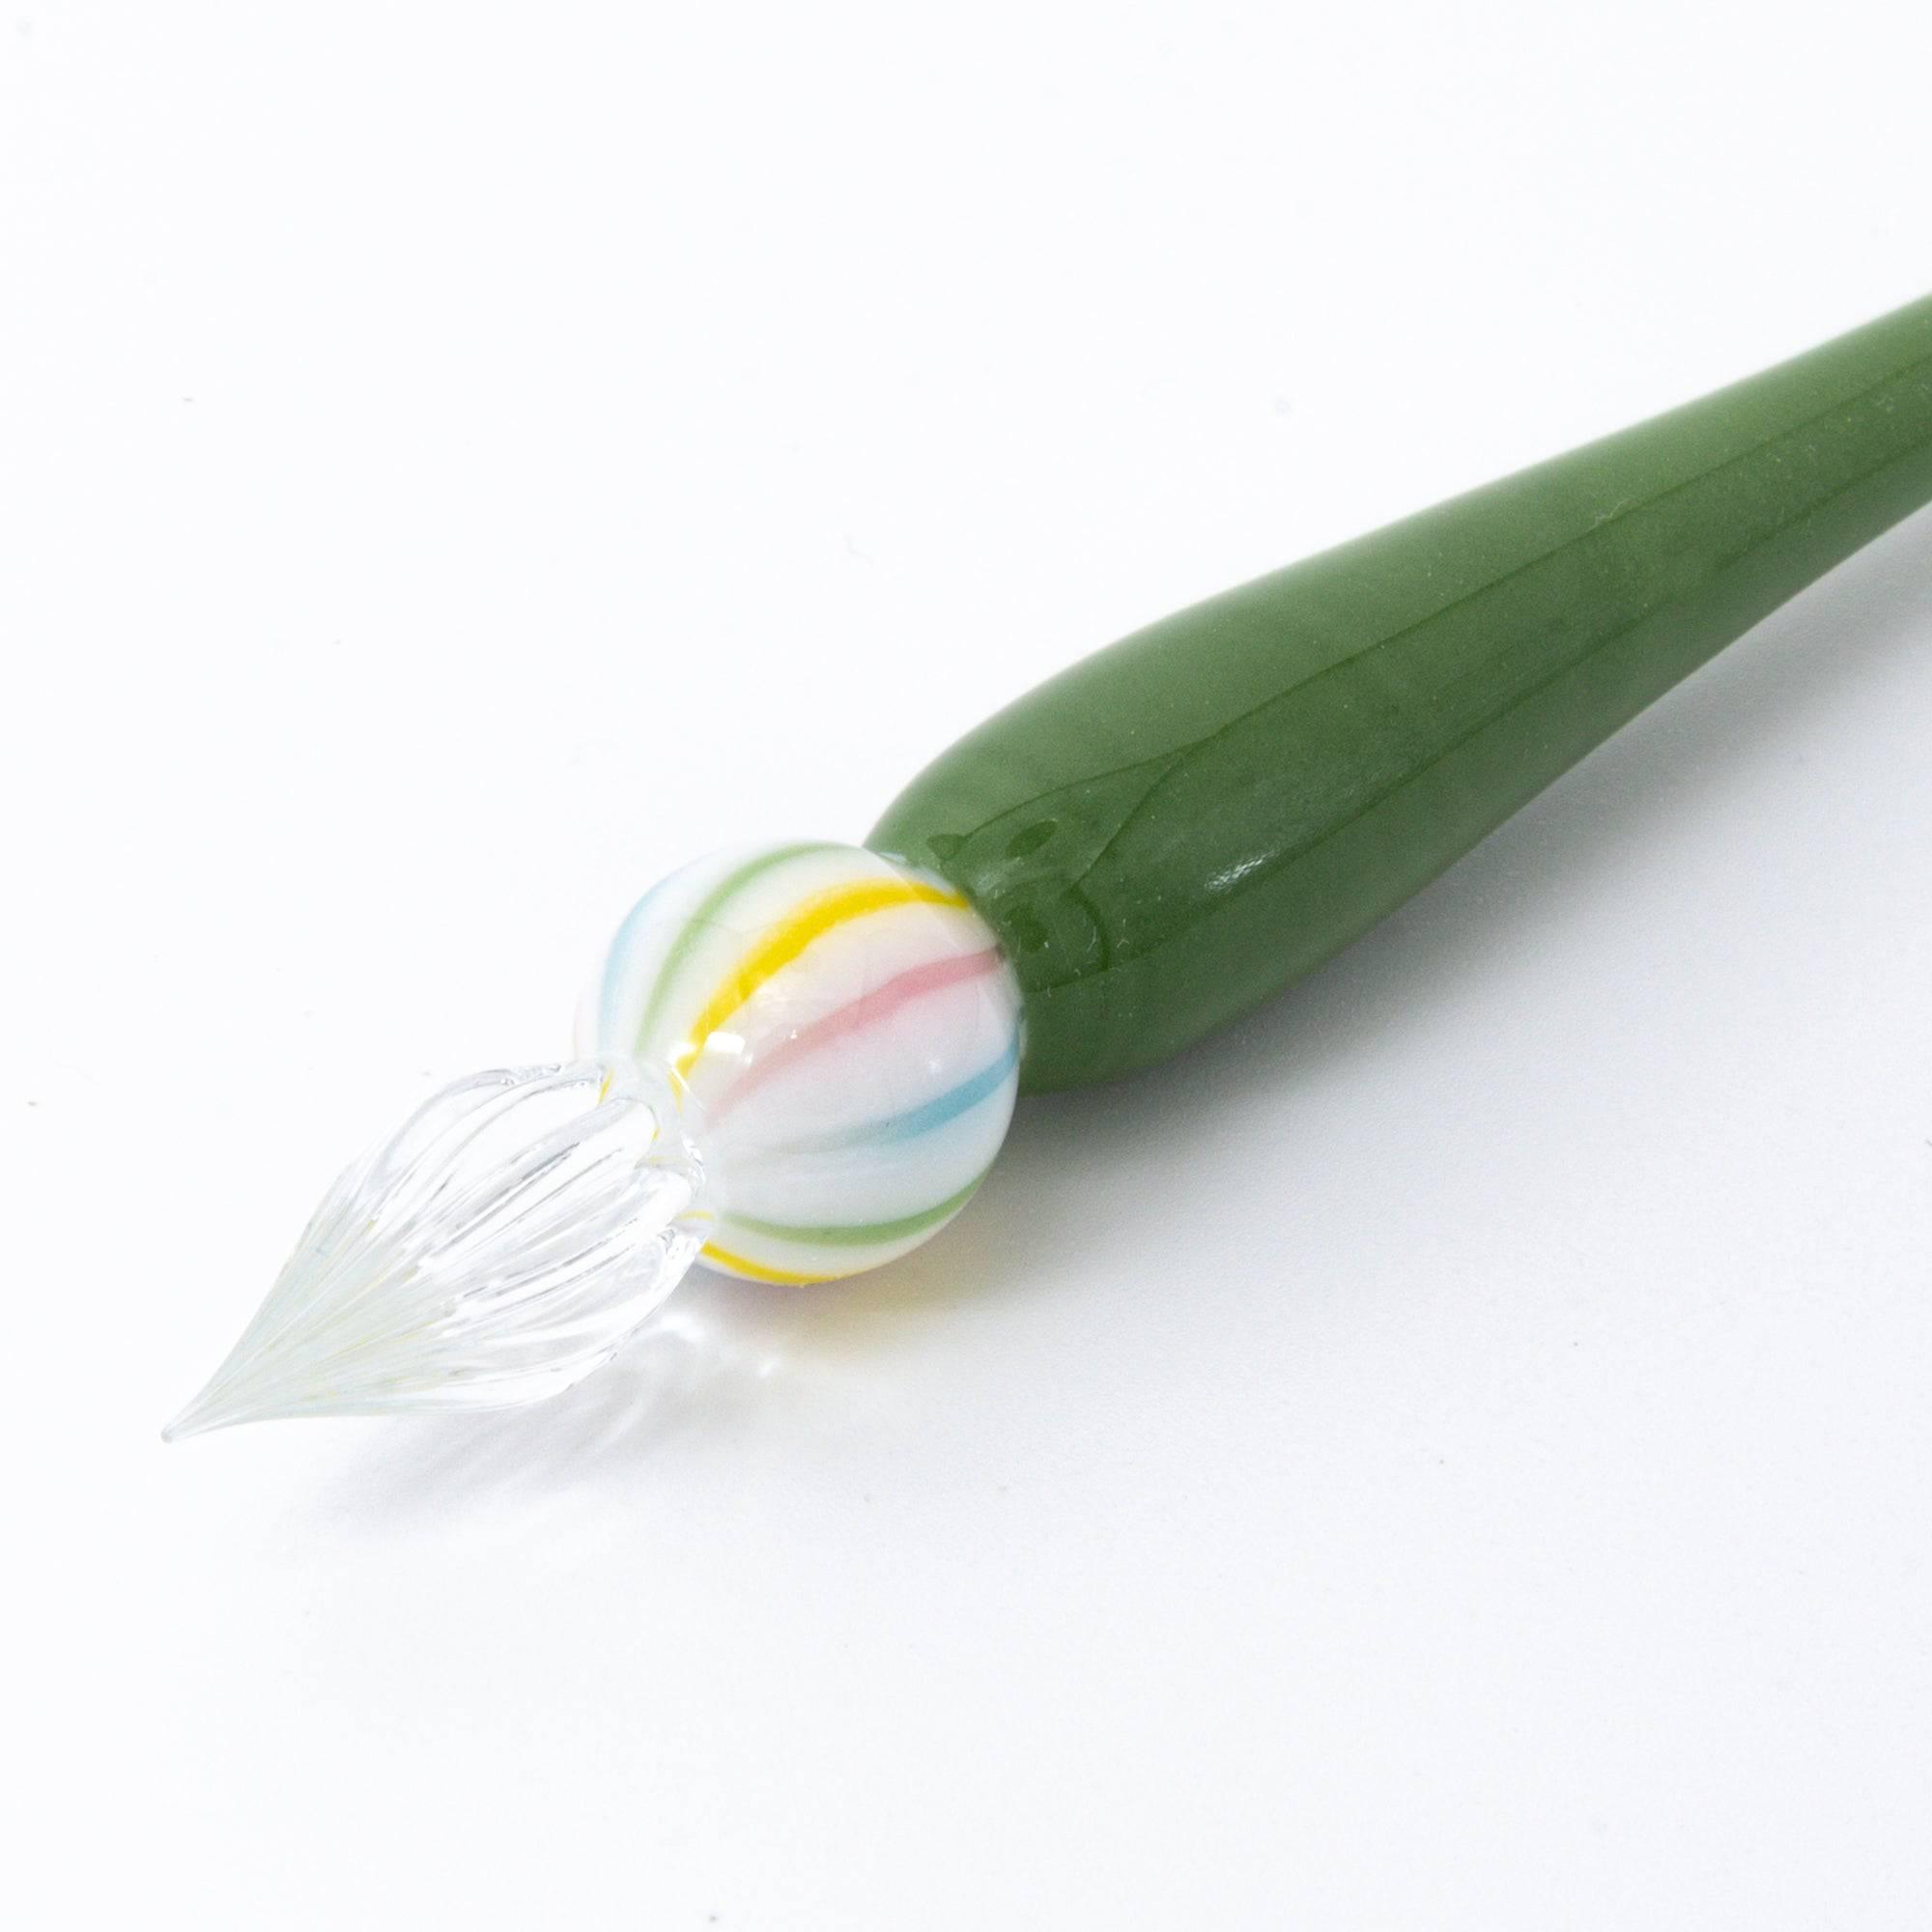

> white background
[5,4,1930,1925]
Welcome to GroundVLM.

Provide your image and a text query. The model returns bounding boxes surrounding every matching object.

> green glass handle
[870,296,1932,1093]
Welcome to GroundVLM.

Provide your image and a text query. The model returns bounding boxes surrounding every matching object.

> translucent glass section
[164,1062,710,1436]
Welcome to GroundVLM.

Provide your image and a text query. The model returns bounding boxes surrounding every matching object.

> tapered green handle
[870,296,1932,1092]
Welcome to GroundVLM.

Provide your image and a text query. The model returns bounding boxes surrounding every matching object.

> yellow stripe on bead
[668,877,968,1084]
[700,1241,846,1286]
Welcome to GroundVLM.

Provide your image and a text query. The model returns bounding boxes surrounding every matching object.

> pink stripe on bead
[706,947,1005,1123]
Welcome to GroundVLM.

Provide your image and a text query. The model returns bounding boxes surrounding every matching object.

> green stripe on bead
[632,841,838,1057]
[720,1171,989,1247]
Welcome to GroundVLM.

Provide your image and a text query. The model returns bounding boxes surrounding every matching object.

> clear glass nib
[164,1061,711,1437]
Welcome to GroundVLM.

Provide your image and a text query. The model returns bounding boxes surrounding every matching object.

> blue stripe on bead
[754,1031,1020,1159]
[866,1033,1020,1145]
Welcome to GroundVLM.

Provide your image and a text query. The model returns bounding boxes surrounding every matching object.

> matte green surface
[870,296,1932,1092]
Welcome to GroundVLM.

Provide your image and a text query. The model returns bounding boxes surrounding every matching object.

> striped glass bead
[582,842,1023,1283]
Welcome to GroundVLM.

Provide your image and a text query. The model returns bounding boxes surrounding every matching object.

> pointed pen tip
[158,1061,710,1447]
[162,1387,236,1443]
